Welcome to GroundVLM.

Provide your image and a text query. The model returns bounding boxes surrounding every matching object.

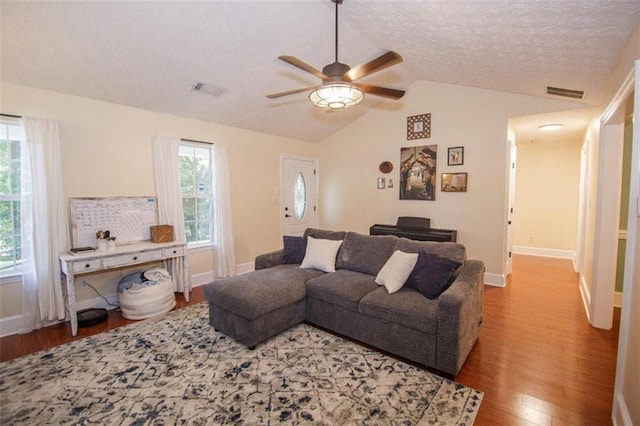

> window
[0,120,24,277]
[179,142,213,247]
[293,172,306,220]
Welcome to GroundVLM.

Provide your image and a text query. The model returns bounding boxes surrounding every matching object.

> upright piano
[370,216,457,242]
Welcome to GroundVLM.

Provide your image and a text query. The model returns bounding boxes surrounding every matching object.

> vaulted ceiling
[2,1,639,143]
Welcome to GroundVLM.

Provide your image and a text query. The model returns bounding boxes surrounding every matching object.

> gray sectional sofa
[204,228,484,376]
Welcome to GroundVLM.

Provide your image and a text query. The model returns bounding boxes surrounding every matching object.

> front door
[281,156,318,236]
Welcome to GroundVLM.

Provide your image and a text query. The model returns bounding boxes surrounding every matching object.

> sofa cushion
[359,287,439,334]
[300,237,343,272]
[303,228,346,241]
[204,265,324,320]
[282,235,306,264]
[405,250,462,299]
[394,237,467,264]
[335,232,398,275]
[375,250,418,294]
[305,269,378,312]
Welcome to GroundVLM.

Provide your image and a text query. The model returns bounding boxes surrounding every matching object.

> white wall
[513,139,582,257]
[318,80,585,283]
[0,82,320,320]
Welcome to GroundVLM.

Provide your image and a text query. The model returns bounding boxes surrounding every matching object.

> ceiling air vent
[546,86,585,99]
[190,81,226,97]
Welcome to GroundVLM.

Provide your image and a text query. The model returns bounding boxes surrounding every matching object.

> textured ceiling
[2,1,639,143]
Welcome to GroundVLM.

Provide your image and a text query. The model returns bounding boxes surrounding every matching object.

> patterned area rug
[0,303,482,425]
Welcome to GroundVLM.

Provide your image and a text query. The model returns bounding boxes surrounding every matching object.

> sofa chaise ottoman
[204,228,484,376]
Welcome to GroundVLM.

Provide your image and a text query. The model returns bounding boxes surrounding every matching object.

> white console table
[59,241,189,336]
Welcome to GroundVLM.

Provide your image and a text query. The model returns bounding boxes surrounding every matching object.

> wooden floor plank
[0,255,620,425]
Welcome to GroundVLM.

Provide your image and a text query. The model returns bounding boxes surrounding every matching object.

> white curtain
[20,117,68,332]
[212,143,236,277]
[152,136,190,294]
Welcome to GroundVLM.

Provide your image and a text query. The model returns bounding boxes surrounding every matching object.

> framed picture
[441,172,467,192]
[407,113,431,140]
[386,178,394,188]
[377,177,386,189]
[448,146,464,166]
[400,144,437,200]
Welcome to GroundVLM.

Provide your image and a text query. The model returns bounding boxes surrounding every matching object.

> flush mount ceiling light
[266,0,405,110]
[539,124,563,132]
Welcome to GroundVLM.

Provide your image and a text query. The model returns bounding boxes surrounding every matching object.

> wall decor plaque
[379,161,393,174]
[407,113,431,140]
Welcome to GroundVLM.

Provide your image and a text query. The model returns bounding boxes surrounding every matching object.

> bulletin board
[69,197,159,248]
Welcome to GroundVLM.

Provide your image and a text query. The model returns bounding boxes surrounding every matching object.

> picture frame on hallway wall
[448,146,464,166]
[441,172,468,192]
[377,178,386,189]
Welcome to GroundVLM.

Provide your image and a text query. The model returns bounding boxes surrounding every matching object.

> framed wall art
[448,146,464,166]
[377,177,386,189]
[400,144,437,200]
[406,113,431,140]
[441,172,467,192]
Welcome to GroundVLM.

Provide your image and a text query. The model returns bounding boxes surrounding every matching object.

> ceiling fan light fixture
[309,82,364,110]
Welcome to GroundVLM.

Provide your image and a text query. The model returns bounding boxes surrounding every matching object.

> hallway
[459,254,620,425]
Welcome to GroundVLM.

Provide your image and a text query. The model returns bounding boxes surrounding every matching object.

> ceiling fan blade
[346,51,403,81]
[354,83,405,100]
[266,85,318,99]
[278,56,329,80]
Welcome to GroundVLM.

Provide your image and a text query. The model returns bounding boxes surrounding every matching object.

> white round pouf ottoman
[118,268,177,320]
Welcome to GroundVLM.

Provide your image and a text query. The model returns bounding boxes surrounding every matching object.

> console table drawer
[163,246,185,257]
[103,250,163,268]
[71,259,102,273]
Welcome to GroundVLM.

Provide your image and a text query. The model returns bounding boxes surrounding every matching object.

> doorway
[281,155,318,236]
[507,111,588,270]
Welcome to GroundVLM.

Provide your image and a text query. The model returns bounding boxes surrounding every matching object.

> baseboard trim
[579,273,592,323]
[484,272,506,287]
[0,313,73,338]
[613,392,633,426]
[513,245,576,262]
[237,261,255,275]
[614,291,623,308]
[191,262,254,288]
[191,271,215,287]
[0,314,30,338]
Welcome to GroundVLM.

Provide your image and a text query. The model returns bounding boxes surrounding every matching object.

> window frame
[0,118,24,280]
[178,140,214,249]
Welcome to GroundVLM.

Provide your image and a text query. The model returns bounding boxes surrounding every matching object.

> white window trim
[179,140,214,247]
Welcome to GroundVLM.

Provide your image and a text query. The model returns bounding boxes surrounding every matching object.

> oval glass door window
[293,172,307,220]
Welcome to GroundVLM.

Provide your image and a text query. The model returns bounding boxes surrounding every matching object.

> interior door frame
[280,154,319,237]
[590,66,636,330]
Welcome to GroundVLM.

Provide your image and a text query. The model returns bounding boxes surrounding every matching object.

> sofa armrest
[436,259,485,376]
[255,249,285,270]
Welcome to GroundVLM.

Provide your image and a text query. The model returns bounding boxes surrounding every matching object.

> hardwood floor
[457,255,620,425]
[0,288,207,362]
[0,255,620,425]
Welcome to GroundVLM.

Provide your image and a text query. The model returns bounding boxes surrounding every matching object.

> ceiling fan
[266,0,405,110]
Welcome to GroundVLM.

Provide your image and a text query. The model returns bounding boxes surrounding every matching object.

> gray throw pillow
[406,250,462,299]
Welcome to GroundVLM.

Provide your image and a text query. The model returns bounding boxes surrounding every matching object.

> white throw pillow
[300,236,343,273]
[375,250,419,294]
